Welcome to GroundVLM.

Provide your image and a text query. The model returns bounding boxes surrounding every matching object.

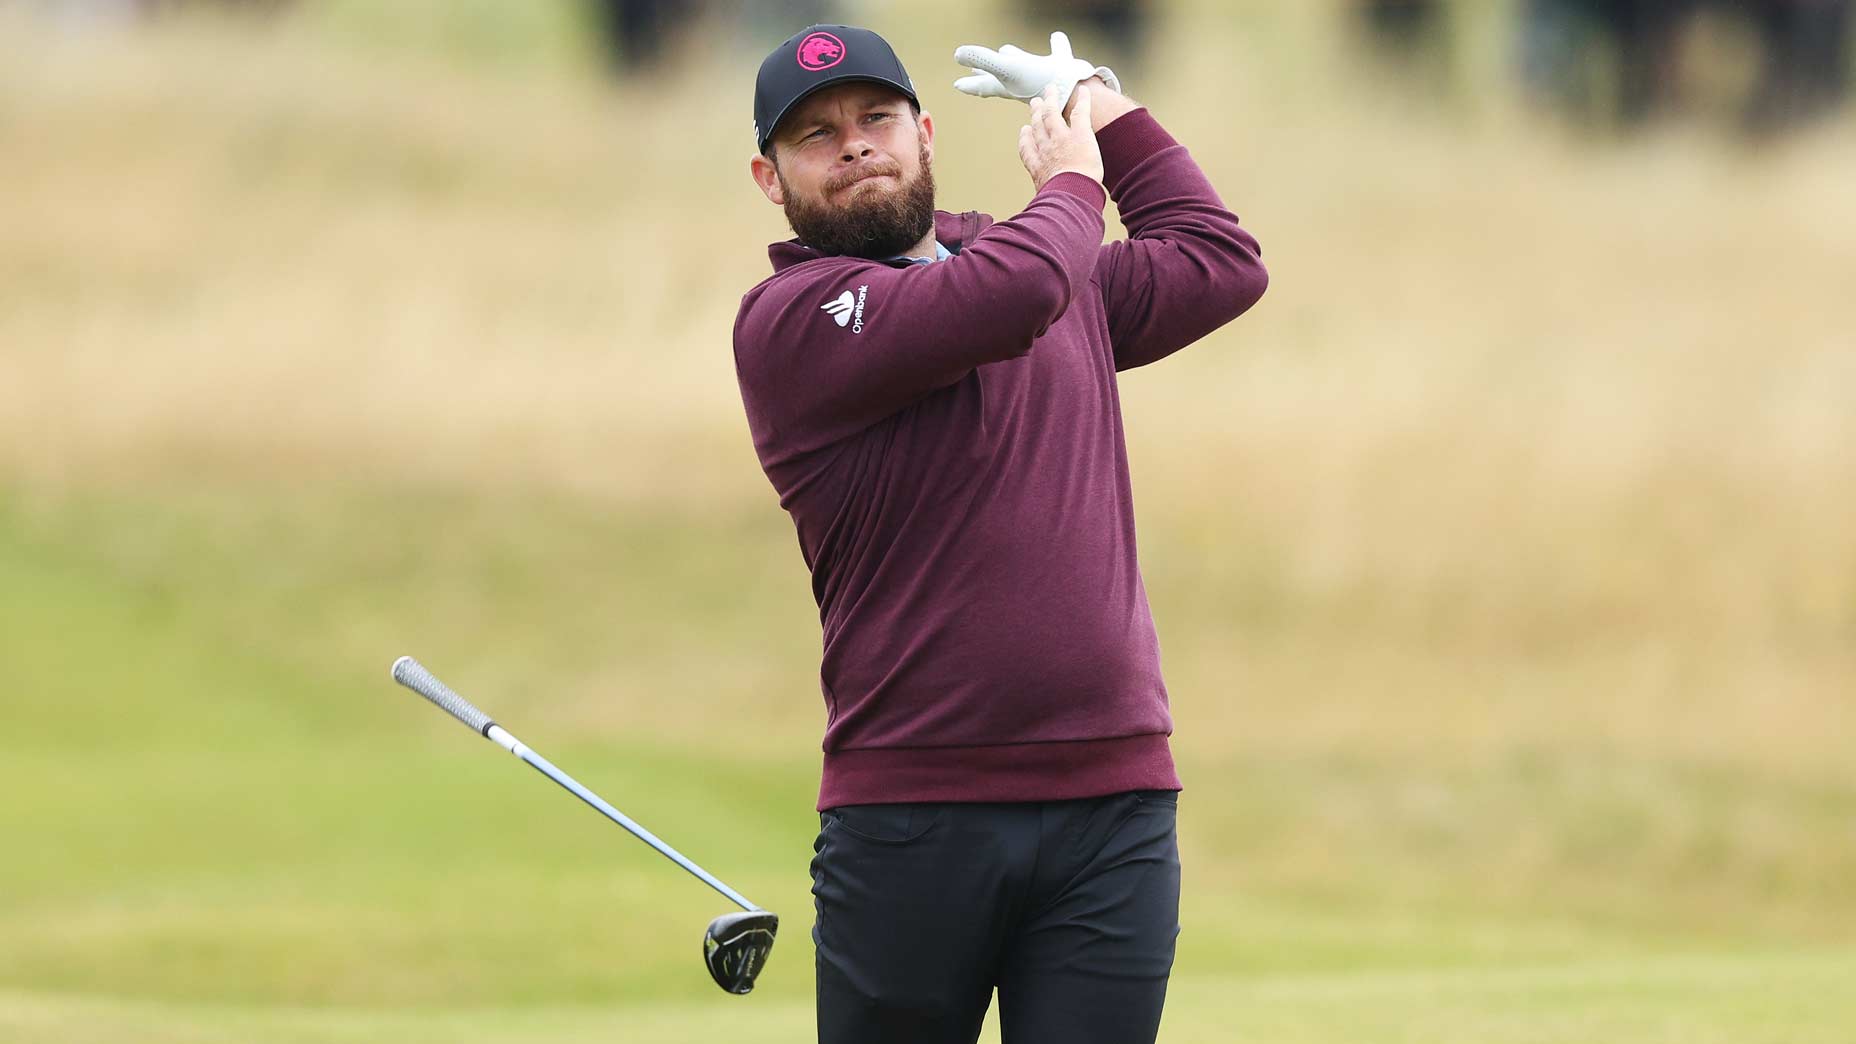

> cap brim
[760,75,919,153]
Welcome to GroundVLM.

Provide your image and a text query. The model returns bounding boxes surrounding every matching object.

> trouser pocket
[825,801,947,844]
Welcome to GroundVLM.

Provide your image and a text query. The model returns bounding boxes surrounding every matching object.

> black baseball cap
[754,25,919,154]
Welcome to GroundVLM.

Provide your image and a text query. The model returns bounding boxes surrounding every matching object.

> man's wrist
[1040,170,1108,210]
[1064,78,1139,131]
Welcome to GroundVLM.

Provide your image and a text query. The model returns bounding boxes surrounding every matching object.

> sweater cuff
[1040,170,1108,211]
[1097,107,1176,196]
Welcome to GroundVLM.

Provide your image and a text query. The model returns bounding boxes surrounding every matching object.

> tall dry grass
[2,4,1852,782]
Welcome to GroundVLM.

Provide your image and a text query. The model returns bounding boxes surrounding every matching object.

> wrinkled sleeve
[1092,109,1268,372]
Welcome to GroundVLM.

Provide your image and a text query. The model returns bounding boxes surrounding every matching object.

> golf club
[388,655,778,994]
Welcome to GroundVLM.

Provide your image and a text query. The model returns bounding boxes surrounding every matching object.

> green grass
[4,486,1854,1041]
[6,949,1856,1043]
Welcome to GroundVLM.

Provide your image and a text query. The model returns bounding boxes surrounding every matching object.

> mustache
[779,139,935,259]
[823,162,902,194]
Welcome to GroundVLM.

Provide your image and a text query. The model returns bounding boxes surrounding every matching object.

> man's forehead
[787,82,912,124]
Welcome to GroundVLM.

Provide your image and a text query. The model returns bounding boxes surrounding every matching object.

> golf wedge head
[703,910,778,994]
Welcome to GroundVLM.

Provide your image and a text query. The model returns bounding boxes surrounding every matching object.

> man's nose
[838,134,875,163]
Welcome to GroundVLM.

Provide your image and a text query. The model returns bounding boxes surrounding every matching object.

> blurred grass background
[2,0,1854,1040]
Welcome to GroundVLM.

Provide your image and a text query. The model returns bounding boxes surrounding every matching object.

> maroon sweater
[732,109,1267,809]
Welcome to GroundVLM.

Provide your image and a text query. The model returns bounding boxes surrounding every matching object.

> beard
[780,142,936,260]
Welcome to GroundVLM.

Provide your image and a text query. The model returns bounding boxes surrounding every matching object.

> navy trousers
[811,789,1181,1043]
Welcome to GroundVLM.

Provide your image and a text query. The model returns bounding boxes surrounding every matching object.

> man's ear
[917,109,935,165]
[749,151,785,206]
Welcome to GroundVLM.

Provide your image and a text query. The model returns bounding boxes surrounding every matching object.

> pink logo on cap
[797,31,846,72]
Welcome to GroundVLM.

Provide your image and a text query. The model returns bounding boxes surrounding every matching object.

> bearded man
[732,23,1267,1044]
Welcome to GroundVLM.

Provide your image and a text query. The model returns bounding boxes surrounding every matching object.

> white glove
[953,31,1120,109]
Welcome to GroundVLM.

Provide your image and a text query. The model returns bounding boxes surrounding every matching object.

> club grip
[391,656,495,736]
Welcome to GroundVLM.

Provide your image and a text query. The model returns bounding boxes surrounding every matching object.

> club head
[703,910,778,994]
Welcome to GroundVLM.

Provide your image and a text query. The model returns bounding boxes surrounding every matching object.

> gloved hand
[953,31,1121,110]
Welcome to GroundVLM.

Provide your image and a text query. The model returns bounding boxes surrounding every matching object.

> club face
[704,911,779,994]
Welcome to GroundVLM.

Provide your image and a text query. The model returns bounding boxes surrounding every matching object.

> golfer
[733,24,1267,1043]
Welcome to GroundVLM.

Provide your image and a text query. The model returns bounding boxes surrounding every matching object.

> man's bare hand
[1018,84,1103,191]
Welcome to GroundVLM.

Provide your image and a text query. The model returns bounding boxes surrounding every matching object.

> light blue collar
[889,241,952,265]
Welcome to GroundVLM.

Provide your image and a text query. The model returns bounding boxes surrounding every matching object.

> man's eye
[865,113,890,123]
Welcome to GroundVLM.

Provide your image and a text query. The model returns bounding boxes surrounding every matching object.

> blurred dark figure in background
[1523,0,1689,123]
[1744,0,1851,129]
[588,0,839,75]
[1017,0,1154,68]
[1521,0,1852,131]
[588,0,695,72]
[1355,0,1453,91]
[1360,0,1445,51]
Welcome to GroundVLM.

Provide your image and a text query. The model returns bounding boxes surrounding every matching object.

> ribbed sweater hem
[818,733,1180,810]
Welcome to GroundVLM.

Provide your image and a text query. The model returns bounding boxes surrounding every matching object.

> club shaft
[390,656,760,913]
[486,725,761,914]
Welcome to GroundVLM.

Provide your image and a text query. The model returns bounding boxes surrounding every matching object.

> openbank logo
[820,286,869,332]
